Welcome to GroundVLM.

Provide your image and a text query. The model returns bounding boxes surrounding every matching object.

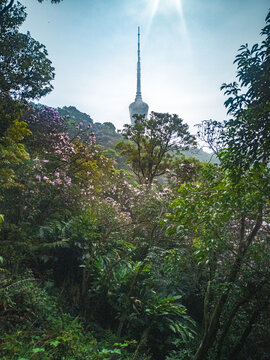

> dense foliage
[116,112,195,184]
[0,2,269,360]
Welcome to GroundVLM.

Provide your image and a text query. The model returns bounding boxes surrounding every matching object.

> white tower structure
[129,27,149,125]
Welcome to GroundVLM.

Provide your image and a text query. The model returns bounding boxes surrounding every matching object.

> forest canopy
[0,2,269,360]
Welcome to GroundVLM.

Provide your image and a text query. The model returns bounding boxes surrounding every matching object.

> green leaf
[50,340,60,347]
[32,347,45,353]
[169,324,176,333]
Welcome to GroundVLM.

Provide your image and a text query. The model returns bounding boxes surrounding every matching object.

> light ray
[175,0,187,35]
[144,0,160,41]
[144,0,192,61]
[175,0,192,56]
[150,0,160,24]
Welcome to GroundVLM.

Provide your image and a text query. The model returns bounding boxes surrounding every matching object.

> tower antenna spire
[136,26,142,101]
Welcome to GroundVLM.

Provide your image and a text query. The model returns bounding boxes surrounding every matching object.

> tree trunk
[229,299,269,359]
[193,210,263,360]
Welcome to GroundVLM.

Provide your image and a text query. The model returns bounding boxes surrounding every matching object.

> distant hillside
[36,105,218,165]
[57,105,93,127]
[182,148,219,164]
[57,106,122,148]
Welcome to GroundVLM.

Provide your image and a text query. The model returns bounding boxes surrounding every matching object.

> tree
[167,154,204,191]
[220,9,270,170]
[0,1,55,100]
[0,94,31,190]
[196,119,224,156]
[0,0,62,17]
[116,112,195,184]
[167,164,270,360]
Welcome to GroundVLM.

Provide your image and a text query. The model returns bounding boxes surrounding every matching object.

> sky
[20,0,269,132]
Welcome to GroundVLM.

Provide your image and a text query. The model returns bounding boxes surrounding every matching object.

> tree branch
[0,0,14,17]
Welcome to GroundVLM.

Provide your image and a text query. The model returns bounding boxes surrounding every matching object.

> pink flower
[34,174,41,181]
[54,178,62,185]
[163,187,171,192]
[65,177,72,186]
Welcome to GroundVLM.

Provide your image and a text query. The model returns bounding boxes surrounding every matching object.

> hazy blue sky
[20,0,269,131]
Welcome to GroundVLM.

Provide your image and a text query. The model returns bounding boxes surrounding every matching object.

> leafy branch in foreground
[220,9,270,169]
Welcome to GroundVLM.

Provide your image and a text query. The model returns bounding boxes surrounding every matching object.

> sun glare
[156,0,183,15]
[146,0,192,59]
[148,0,187,33]
[148,0,185,23]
